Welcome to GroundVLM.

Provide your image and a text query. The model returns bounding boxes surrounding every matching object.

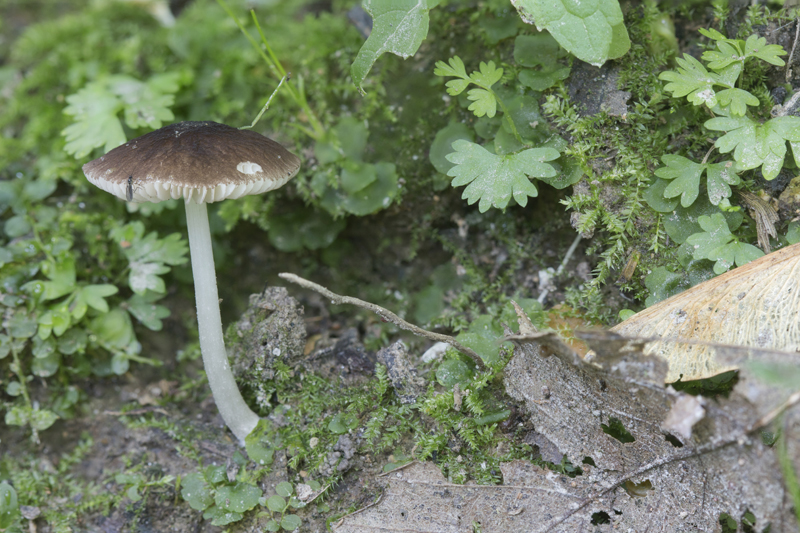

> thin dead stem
[279,273,485,368]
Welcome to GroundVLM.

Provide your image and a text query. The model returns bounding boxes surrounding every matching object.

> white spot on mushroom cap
[237,161,263,175]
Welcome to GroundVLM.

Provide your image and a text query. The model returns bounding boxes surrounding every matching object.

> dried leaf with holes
[612,242,800,383]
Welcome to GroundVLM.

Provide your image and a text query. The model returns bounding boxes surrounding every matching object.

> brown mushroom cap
[83,121,301,203]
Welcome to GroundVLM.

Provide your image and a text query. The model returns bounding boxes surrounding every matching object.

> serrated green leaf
[654,155,703,207]
[659,54,717,107]
[707,115,800,180]
[685,213,763,274]
[469,60,503,87]
[744,34,785,66]
[716,88,759,117]
[466,88,497,117]
[702,41,742,70]
[705,161,740,205]
[110,72,180,129]
[351,0,433,91]
[127,292,171,330]
[129,261,169,294]
[62,81,125,157]
[434,55,468,78]
[698,27,727,41]
[445,140,558,212]
[511,0,630,67]
[444,78,470,95]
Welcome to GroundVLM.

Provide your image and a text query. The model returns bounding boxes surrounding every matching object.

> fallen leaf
[611,242,800,382]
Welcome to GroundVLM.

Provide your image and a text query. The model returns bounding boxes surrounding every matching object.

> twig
[540,390,800,532]
[538,233,581,304]
[788,18,800,84]
[278,273,485,368]
[240,75,287,130]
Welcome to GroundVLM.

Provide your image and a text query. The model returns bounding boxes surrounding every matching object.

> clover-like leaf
[686,213,764,274]
[654,155,741,207]
[511,0,630,67]
[445,140,559,212]
[351,0,435,91]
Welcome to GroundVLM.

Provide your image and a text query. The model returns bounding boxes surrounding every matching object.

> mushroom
[83,121,301,442]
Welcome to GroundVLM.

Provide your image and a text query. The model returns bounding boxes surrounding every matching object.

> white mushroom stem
[184,201,260,443]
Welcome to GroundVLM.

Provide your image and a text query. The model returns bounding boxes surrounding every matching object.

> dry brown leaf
[501,330,799,532]
[611,242,800,382]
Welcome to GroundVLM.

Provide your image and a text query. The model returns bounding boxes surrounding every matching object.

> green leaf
[702,40,742,70]
[685,213,764,274]
[89,308,136,352]
[127,292,171,331]
[265,519,281,532]
[643,177,679,213]
[433,55,468,79]
[276,482,294,498]
[215,482,262,513]
[705,161,740,205]
[110,72,179,130]
[62,80,125,158]
[466,88,497,118]
[281,514,302,531]
[129,261,170,294]
[654,155,703,207]
[266,494,287,513]
[430,122,475,175]
[654,155,741,207]
[716,88,759,117]
[0,482,19,529]
[340,162,399,216]
[445,140,559,212]
[245,419,277,466]
[62,73,182,157]
[74,284,118,317]
[341,162,378,194]
[203,505,243,526]
[268,208,346,252]
[511,0,630,67]
[351,0,434,91]
[659,54,717,107]
[435,358,473,388]
[469,60,503,87]
[744,34,786,66]
[706,116,800,180]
